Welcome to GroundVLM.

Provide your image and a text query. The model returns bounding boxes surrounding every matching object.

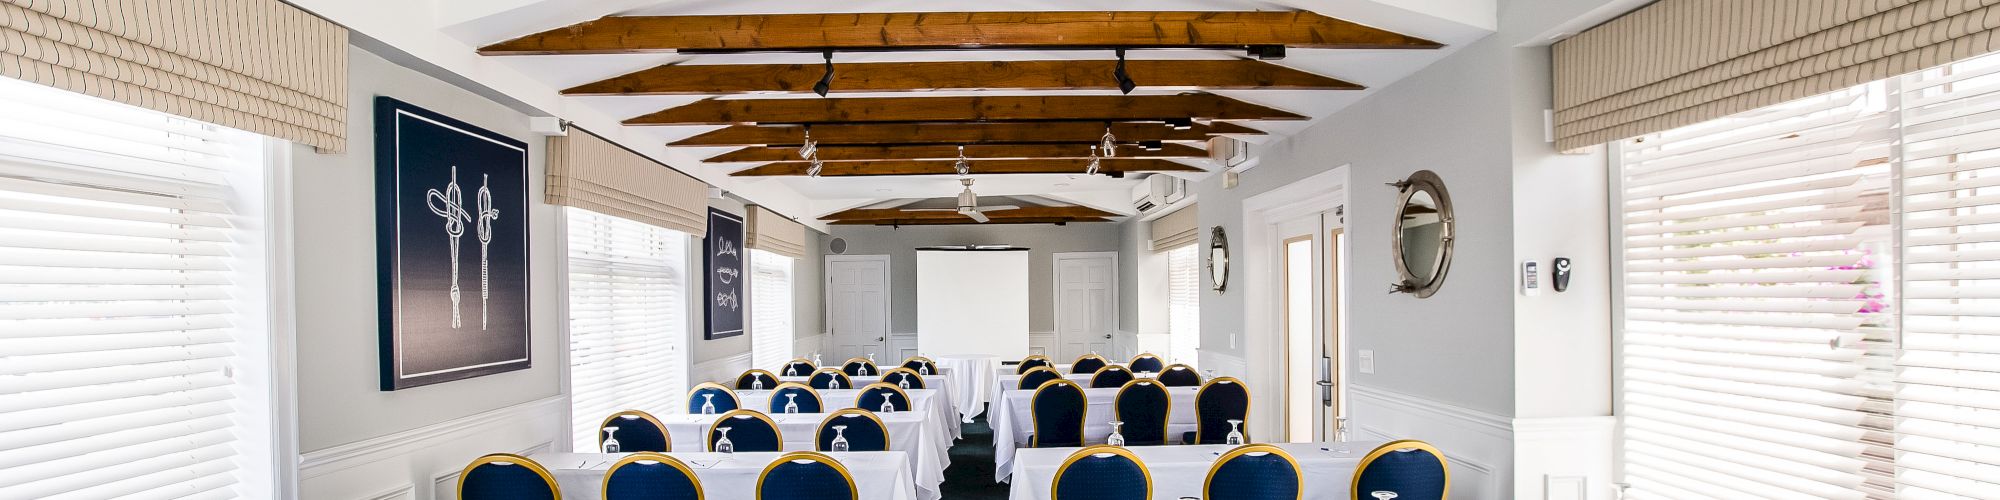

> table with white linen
[935,354,997,421]
[535,451,917,500]
[992,372,1096,394]
[988,386,1200,482]
[657,412,945,499]
[734,388,961,440]
[1004,441,1383,500]
[778,371,959,424]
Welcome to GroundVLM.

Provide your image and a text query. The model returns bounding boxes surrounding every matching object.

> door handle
[1314,380,1335,387]
[876,336,884,342]
[1103,334,1112,339]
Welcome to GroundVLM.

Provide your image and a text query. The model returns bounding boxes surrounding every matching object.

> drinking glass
[829,377,841,390]
[898,375,911,390]
[784,365,797,377]
[830,425,850,452]
[602,426,621,453]
[700,394,717,415]
[813,353,823,367]
[880,398,895,413]
[1106,421,1126,447]
[715,427,734,454]
[784,393,800,414]
[1225,419,1245,445]
[919,363,930,376]
[752,377,764,390]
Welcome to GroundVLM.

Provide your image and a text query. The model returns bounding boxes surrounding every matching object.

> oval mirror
[1208,226,1229,293]
[1391,170,1454,298]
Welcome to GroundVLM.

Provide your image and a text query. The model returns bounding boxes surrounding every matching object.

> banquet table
[1004,441,1384,500]
[655,411,945,499]
[935,354,997,421]
[778,371,959,424]
[988,386,1201,482]
[535,451,918,500]
[991,372,1095,394]
[734,388,961,440]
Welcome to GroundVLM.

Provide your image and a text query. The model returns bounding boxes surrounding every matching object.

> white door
[1276,209,1346,442]
[826,255,889,363]
[1054,253,1117,362]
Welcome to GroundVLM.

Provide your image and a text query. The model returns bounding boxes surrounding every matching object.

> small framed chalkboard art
[704,208,746,340]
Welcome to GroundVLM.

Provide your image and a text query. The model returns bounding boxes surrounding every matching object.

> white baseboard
[692,350,755,385]
[1348,385,1513,500]
[1514,416,1615,500]
[298,395,566,500]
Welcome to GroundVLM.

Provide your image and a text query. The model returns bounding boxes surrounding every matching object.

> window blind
[1166,244,1201,364]
[565,208,689,451]
[0,77,255,499]
[750,249,795,372]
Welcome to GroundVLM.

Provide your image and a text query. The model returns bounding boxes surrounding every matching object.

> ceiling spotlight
[1249,45,1287,60]
[1164,118,1193,130]
[1086,145,1102,176]
[798,125,818,159]
[813,50,835,97]
[1139,140,1164,151]
[807,157,824,177]
[1112,49,1137,94]
[1100,126,1118,158]
[954,145,971,176]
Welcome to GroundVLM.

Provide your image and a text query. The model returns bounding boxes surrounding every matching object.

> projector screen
[917,250,1030,359]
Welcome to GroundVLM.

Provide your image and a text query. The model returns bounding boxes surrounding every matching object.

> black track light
[813,50,835,97]
[1164,118,1193,130]
[1249,45,1287,60]
[1139,140,1164,151]
[1113,49,1137,94]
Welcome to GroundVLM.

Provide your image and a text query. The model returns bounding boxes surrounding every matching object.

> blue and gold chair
[840,357,879,377]
[816,408,890,452]
[856,382,912,412]
[881,367,927,389]
[1090,365,1137,388]
[1017,366,1063,390]
[1352,440,1450,500]
[768,382,824,414]
[1016,355,1054,374]
[603,452,703,500]
[780,358,817,377]
[1183,377,1250,445]
[899,356,937,374]
[1129,353,1166,374]
[808,368,853,390]
[1052,446,1149,500]
[757,451,858,500]
[1205,444,1303,500]
[1070,354,1110,374]
[737,369,781,390]
[710,409,784,452]
[600,409,672,452]
[457,453,560,500]
[1157,364,1203,387]
[1113,379,1171,446]
[1029,379,1087,448]
[688,382,741,414]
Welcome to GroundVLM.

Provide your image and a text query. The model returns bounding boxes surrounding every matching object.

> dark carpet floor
[939,413,1011,500]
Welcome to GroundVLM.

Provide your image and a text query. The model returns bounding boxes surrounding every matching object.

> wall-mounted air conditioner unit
[1209,137,1250,168]
[1131,175,1187,213]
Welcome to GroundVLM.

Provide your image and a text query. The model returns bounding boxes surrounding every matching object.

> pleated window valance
[1150,204,1199,251]
[746,205,807,259]
[0,0,350,151]
[547,129,709,236]
[1552,0,2000,151]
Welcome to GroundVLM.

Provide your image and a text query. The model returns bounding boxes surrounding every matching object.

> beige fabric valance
[746,205,807,259]
[0,0,350,151]
[1150,204,1199,251]
[1553,0,2000,151]
[548,129,709,235]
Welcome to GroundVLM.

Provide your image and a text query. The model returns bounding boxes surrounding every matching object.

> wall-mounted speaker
[829,237,847,254]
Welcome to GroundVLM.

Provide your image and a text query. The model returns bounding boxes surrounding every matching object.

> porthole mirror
[1208,226,1230,293]
[1390,170,1454,298]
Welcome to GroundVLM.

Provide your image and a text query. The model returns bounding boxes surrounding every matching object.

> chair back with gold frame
[603,452,703,500]
[807,368,852,390]
[1157,363,1203,387]
[1185,377,1250,445]
[840,357,879,377]
[856,382,912,412]
[767,382,824,414]
[709,409,783,452]
[881,367,927,389]
[815,408,890,452]
[1016,355,1054,374]
[899,356,937,374]
[736,369,780,390]
[1052,445,1149,500]
[780,358,816,377]
[1017,366,1063,390]
[1070,354,1110,374]
[599,409,671,452]
[457,453,560,500]
[1128,353,1166,374]
[688,382,741,414]
[756,451,858,500]
[1090,365,1137,388]
[1113,379,1171,446]
[1030,379,1087,448]
[1351,440,1450,500]
[1205,444,1303,500]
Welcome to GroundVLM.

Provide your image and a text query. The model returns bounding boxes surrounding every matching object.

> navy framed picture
[704,208,746,340]
[373,96,532,391]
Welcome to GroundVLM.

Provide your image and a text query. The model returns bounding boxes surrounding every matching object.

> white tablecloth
[992,372,1096,394]
[778,372,960,424]
[988,386,1200,482]
[734,388,961,441]
[1004,442,1383,500]
[535,451,917,500]
[657,412,944,499]
[935,354,997,421]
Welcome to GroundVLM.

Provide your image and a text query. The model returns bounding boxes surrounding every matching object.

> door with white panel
[825,255,890,363]
[1053,253,1117,362]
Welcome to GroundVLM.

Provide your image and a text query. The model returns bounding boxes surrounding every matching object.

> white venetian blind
[750,249,795,372]
[1615,82,1900,499]
[0,77,255,498]
[1166,244,1201,364]
[1893,54,2000,498]
[566,207,689,451]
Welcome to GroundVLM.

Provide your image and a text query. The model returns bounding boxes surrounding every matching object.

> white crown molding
[298,395,566,478]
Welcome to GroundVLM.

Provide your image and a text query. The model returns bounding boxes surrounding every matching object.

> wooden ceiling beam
[732,159,1202,177]
[479,11,1442,55]
[824,206,1119,220]
[563,60,1361,96]
[830,217,1114,226]
[671,122,1261,147]
[625,94,1305,126]
[703,143,1209,163]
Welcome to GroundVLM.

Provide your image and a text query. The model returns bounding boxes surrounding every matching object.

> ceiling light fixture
[798,125,818,159]
[1139,140,1164,151]
[1085,145,1102,176]
[1100,125,1118,158]
[1165,118,1193,130]
[954,144,971,176]
[807,157,824,177]
[813,50,835,97]
[1112,49,1137,94]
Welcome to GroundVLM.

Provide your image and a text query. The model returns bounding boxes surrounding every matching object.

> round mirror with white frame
[1390,170,1454,298]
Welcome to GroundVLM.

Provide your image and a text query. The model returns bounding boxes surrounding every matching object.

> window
[1166,244,1201,364]
[565,208,689,451]
[750,249,795,372]
[0,77,271,498]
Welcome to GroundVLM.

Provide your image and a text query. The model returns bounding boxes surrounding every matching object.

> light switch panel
[1359,350,1375,374]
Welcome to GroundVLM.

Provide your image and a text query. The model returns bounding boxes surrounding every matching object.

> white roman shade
[548,129,709,236]
[0,0,350,151]
[1150,204,1199,251]
[565,207,690,451]
[1554,0,2000,151]
[746,205,807,259]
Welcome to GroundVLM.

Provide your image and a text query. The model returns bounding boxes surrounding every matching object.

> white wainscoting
[692,350,755,385]
[1347,385,1514,500]
[1027,331,1054,356]
[1197,349,1248,377]
[889,332,920,361]
[792,333,827,362]
[1514,416,1615,500]
[298,395,565,500]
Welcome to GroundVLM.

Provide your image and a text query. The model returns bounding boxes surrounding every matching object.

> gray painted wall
[827,223,1123,334]
[688,199,828,365]
[690,198,749,364]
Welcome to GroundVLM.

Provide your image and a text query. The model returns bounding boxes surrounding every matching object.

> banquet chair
[1184,377,1251,445]
[900,356,937,374]
[737,369,780,390]
[688,382,741,414]
[816,409,890,452]
[856,383,913,412]
[756,451,857,500]
[1051,446,1150,500]
[1129,353,1166,374]
[841,357,879,377]
[1017,355,1054,374]
[598,409,672,452]
[769,382,824,414]
[1091,365,1137,388]
[1353,440,1451,500]
[456,453,560,500]
[1157,364,1203,387]
[1018,366,1063,390]
[1205,444,1303,500]
[780,358,817,377]
[709,410,783,452]
[1113,379,1172,446]
[603,452,703,500]
[882,367,927,389]
[808,368,853,390]
[1029,379,1087,448]
[1071,354,1110,374]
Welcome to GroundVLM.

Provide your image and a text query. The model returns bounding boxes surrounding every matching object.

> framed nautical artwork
[704,208,746,340]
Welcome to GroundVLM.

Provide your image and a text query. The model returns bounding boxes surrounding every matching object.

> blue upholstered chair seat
[1206,447,1302,500]
[759,453,857,500]
[1354,444,1450,500]
[604,454,702,500]
[817,410,890,452]
[1129,356,1166,373]
[710,411,783,452]
[1053,448,1149,500]
[458,454,558,500]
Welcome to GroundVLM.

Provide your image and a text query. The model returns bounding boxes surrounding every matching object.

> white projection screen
[917,249,1030,358]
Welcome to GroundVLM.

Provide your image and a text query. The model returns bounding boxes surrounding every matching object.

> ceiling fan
[906,178,1020,223]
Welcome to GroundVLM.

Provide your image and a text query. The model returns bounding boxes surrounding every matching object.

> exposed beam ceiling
[732,159,1203,177]
[562,59,1362,95]
[824,205,1119,220]
[671,122,1260,147]
[703,143,1209,163]
[624,93,1306,125]
[831,217,1113,225]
